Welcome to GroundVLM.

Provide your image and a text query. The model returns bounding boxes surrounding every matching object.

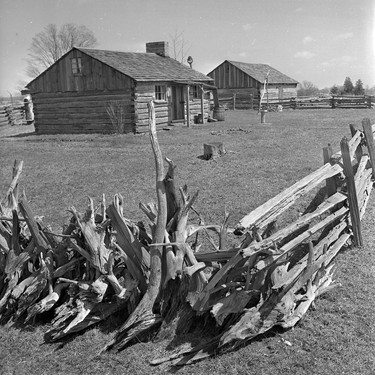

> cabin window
[192,85,200,99]
[155,85,166,101]
[71,57,82,74]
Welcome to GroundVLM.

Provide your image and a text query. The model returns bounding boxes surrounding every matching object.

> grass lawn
[0,108,374,375]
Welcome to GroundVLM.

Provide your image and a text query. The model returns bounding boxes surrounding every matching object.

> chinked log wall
[134,83,169,133]
[32,90,134,134]
[189,93,211,121]
[134,83,211,133]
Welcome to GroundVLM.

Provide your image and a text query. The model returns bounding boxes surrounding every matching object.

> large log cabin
[26,42,214,134]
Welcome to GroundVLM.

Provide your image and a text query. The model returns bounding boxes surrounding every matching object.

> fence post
[322,144,337,197]
[200,85,205,124]
[186,85,191,127]
[340,136,363,247]
[330,96,336,109]
[367,96,371,108]
[250,94,253,110]
[362,118,375,179]
[291,98,297,109]
[349,123,363,161]
[233,93,236,110]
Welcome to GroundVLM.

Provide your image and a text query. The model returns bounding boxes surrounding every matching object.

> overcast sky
[0,0,374,96]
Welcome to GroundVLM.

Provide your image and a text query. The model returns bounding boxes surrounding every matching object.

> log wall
[134,83,211,132]
[32,90,135,134]
[134,83,170,133]
[260,85,297,100]
[188,90,211,122]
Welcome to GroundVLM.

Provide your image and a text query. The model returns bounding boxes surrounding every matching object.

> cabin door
[171,85,185,122]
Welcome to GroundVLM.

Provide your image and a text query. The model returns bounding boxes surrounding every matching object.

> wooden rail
[214,95,375,111]
[0,116,374,365]
[196,118,374,265]
[0,104,26,126]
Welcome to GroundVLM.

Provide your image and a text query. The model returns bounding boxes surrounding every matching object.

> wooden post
[340,137,363,247]
[367,96,371,108]
[250,94,253,110]
[291,97,297,109]
[260,110,267,124]
[349,123,363,161]
[186,85,191,128]
[331,96,336,109]
[233,93,236,110]
[362,118,375,178]
[213,88,219,108]
[200,85,205,124]
[322,144,337,197]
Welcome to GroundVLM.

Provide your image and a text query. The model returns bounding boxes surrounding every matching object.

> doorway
[171,85,185,122]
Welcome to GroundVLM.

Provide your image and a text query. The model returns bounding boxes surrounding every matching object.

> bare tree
[169,30,191,64]
[26,23,97,79]
[297,80,319,97]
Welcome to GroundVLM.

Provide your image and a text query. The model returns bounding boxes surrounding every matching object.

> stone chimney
[146,41,169,57]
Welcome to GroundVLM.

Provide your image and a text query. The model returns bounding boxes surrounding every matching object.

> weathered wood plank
[322,144,337,197]
[236,162,343,232]
[340,137,363,247]
[362,118,375,178]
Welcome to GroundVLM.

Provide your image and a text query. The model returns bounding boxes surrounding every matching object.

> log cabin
[25,42,214,134]
[207,60,298,107]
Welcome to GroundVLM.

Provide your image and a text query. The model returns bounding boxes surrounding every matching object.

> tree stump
[203,143,226,160]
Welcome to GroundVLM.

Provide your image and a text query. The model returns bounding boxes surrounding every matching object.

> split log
[235,162,343,234]
[152,234,343,366]
[362,118,375,179]
[0,119,374,368]
[106,195,150,294]
[103,100,167,352]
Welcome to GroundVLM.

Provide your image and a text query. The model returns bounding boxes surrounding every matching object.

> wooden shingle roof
[78,47,213,83]
[220,60,298,84]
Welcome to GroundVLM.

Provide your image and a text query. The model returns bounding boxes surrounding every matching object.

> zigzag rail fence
[0,111,374,366]
[0,103,26,127]
[216,94,375,111]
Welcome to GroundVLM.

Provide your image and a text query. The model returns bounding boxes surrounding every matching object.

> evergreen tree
[353,79,365,95]
[343,77,354,94]
[330,85,339,95]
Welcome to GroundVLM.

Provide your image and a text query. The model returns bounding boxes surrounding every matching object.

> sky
[0,0,374,96]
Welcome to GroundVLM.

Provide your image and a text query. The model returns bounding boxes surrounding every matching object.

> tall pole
[200,85,205,124]
[186,85,191,127]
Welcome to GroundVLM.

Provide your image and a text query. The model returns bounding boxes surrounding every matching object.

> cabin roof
[77,47,213,82]
[210,60,299,85]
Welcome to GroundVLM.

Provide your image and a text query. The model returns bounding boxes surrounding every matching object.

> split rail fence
[0,104,26,127]
[216,94,375,111]
[0,114,374,366]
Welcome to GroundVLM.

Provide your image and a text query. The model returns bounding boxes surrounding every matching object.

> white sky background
[0,0,374,96]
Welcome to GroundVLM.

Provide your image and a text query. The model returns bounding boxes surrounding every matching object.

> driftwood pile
[0,105,374,367]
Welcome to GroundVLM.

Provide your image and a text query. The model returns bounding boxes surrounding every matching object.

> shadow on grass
[4,305,129,352]
[302,186,328,215]
[164,325,286,374]
[6,131,38,138]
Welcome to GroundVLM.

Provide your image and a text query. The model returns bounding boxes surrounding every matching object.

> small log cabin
[26,42,214,134]
[207,60,298,103]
